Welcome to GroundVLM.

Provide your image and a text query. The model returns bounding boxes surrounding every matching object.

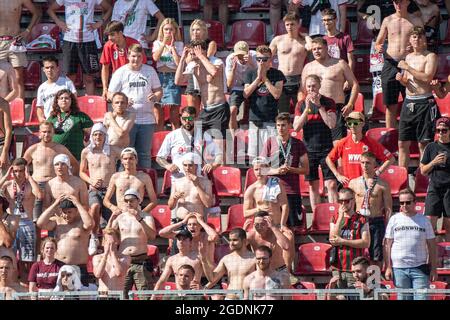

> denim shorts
[158,72,181,106]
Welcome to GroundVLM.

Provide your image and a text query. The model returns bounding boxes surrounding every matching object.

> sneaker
[88,235,99,256]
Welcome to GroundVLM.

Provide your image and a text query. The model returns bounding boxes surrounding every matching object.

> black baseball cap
[60,199,76,209]
[175,229,193,240]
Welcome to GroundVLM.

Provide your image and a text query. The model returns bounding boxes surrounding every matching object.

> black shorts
[287,194,303,227]
[381,57,406,106]
[399,95,440,142]
[185,76,201,96]
[62,40,100,75]
[229,90,245,109]
[368,216,385,262]
[278,75,300,114]
[78,264,91,287]
[331,104,347,141]
[199,102,230,138]
[425,184,450,218]
[306,151,336,181]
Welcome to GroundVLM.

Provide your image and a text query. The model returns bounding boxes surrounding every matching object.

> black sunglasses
[436,129,449,134]
[400,201,412,206]
[338,198,353,204]
[256,57,270,62]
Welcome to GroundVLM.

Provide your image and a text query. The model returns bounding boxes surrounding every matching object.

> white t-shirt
[225,50,257,91]
[108,64,161,124]
[156,127,221,177]
[192,56,227,94]
[57,0,102,43]
[112,0,160,49]
[385,212,435,269]
[152,40,184,70]
[37,76,77,119]
[303,0,347,36]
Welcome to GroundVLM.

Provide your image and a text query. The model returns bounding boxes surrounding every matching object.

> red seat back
[435,94,450,117]
[205,20,225,49]
[380,280,397,300]
[179,0,200,11]
[159,170,172,198]
[24,61,41,90]
[212,166,242,197]
[228,20,266,48]
[151,130,170,159]
[354,19,374,47]
[77,96,107,122]
[414,169,429,197]
[365,128,399,155]
[296,243,331,274]
[10,98,25,127]
[225,204,245,233]
[291,281,317,300]
[25,98,40,127]
[150,205,171,233]
[429,281,448,300]
[207,214,222,234]
[310,203,339,234]
[379,165,408,197]
[354,53,371,84]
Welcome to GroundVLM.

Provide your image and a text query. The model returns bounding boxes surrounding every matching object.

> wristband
[138,217,144,223]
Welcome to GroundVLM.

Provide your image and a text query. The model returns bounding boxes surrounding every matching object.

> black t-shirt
[420,141,450,188]
[245,68,286,123]
[359,0,420,29]
[295,95,336,153]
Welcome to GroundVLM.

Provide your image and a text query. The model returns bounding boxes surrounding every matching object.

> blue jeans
[393,266,429,300]
[129,123,155,169]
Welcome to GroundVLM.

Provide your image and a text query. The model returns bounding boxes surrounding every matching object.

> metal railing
[128,289,244,300]
[12,291,124,300]
[373,288,450,300]
[248,289,365,300]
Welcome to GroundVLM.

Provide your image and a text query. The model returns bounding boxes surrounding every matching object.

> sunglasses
[322,18,335,22]
[256,57,270,62]
[181,116,194,121]
[338,198,353,204]
[436,129,449,134]
[346,120,362,127]
[255,257,269,261]
[400,201,412,206]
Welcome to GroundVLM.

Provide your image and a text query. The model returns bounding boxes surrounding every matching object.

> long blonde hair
[157,18,182,42]
[189,19,208,40]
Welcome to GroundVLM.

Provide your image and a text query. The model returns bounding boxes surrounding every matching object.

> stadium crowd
[0,0,449,300]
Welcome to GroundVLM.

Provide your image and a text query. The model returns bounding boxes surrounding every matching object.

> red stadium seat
[380,280,397,300]
[162,282,177,290]
[227,20,266,49]
[437,242,450,269]
[371,92,403,122]
[24,60,41,90]
[243,168,256,192]
[442,18,450,45]
[180,95,190,110]
[289,129,303,140]
[354,19,374,47]
[205,20,225,49]
[151,205,171,233]
[414,169,429,198]
[414,202,425,214]
[159,170,172,198]
[435,94,450,117]
[179,0,200,11]
[274,19,308,36]
[354,93,365,112]
[26,23,61,52]
[291,281,317,300]
[225,204,245,233]
[225,0,241,11]
[25,98,40,127]
[242,0,269,12]
[147,244,160,275]
[77,96,107,122]
[436,53,450,81]
[309,203,339,234]
[295,243,332,275]
[379,165,408,197]
[212,166,242,197]
[207,214,222,234]
[299,171,325,197]
[353,53,371,84]
[365,128,399,155]
[10,98,25,127]
[429,281,448,300]
[151,130,170,160]
[137,168,157,196]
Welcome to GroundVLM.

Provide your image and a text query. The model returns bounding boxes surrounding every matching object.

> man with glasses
[300,0,348,37]
[420,117,450,241]
[348,151,392,267]
[385,188,437,300]
[374,0,423,129]
[326,111,394,186]
[396,26,439,168]
[329,187,370,289]
[270,13,308,114]
[244,45,285,160]
[302,37,359,145]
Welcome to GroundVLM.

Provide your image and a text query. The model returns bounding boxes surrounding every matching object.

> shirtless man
[153,229,202,296]
[0,158,41,282]
[0,97,13,176]
[175,40,229,151]
[243,245,290,300]
[0,60,18,102]
[0,256,25,300]
[200,228,255,300]
[395,26,438,168]
[0,195,19,280]
[375,0,423,128]
[80,123,121,255]
[246,212,291,275]
[23,122,79,221]
[103,92,135,149]
[301,37,359,144]
[348,152,392,267]
[168,153,213,220]
[44,154,88,212]
[103,147,157,215]
[109,188,156,292]
[37,195,94,287]
[270,13,308,113]
[93,227,130,293]
[0,0,41,100]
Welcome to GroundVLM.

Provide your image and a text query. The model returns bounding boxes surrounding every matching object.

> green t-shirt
[48,111,93,160]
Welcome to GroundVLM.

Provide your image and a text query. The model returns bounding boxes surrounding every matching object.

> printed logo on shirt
[62,117,74,132]
[362,145,369,152]
[42,93,56,104]
[257,84,269,96]
[348,154,361,162]
[67,3,89,18]
[393,225,426,232]
[113,50,119,60]
[129,76,148,88]
[328,44,340,60]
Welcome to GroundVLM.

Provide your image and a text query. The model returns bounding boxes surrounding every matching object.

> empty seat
[205,20,225,49]
[151,130,170,159]
[212,166,242,197]
[429,281,448,300]
[379,165,408,197]
[414,168,429,198]
[435,94,450,117]
[309,203,339,234]
[380,280,397,300]
[77,96,107,122]
[291,281,317,300]
[354,19,374,47]
[10,98,25,127]
[26,23,61,52]
[24,60,41,90]
[353,53,371,84]
[159,170,172,198]
[234,129,248,163]
[207,214,222,234]
[295,243,332,275]
[365,127,399,155]
[150,205,171,233]
[227,20,266,49]
[441,18,450,45]
[354,93,365,113]
[25,98,40,127]
[147,244,160,275]
[414,202,425,214]
[299,171,325,197]
[370,92,403,122]
[242,0,269,12]
[225,204,245,233]
[179,0,200,11]
[162,282,177,290]
[243,167,256,192]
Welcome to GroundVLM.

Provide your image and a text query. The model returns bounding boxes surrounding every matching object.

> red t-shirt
[28,260,65,290]
[327,135,393,180]
[323,32,354,63]
[100,36,148,72]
